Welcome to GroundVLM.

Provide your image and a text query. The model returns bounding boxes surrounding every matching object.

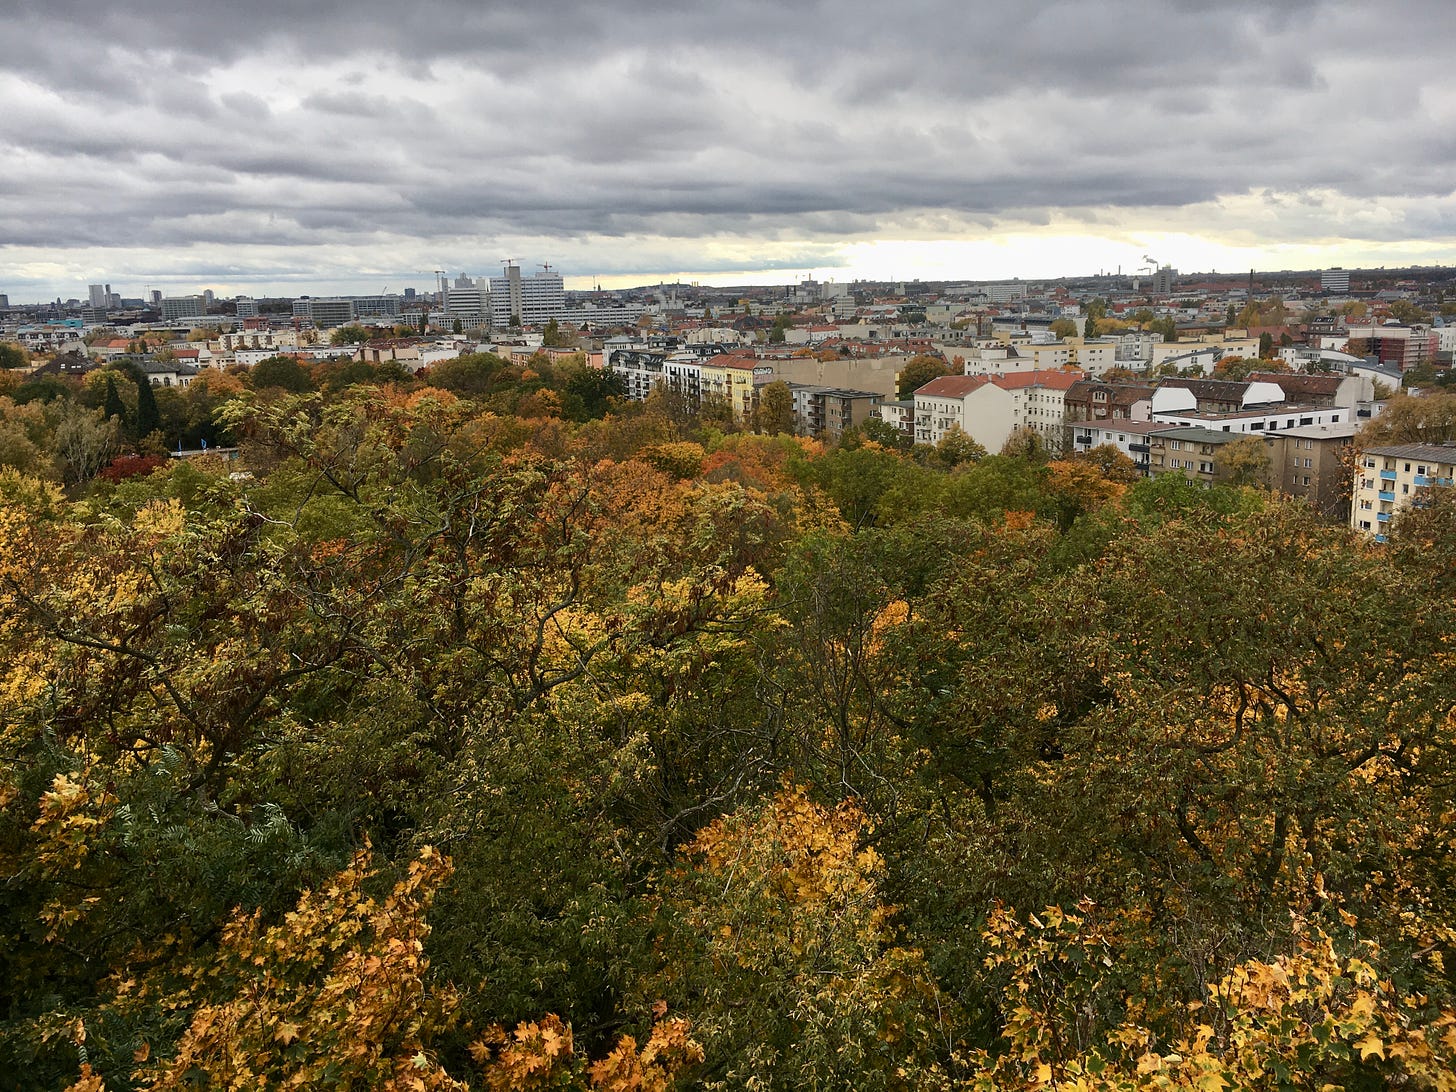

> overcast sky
[5,0,1456,301]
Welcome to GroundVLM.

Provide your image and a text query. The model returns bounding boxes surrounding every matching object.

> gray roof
[1363,443,1456,461]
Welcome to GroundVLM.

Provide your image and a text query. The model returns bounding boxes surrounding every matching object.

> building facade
[1351,443,1456,542]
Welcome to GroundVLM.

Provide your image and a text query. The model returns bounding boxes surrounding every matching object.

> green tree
[1389,299,1432,325]
[249,355,316,392]
[541,318,574,348]
[101,374,128,430]
[328,323,372,346]
[117,360,163,440]
[1049,318,1076,340]
[421,351,506,399]
[754,380,794,435]
[896,354,950,400]
[0,342,24,369]
[929,424,986,470]
[1218,434,1272,487]
[561,363,626,421]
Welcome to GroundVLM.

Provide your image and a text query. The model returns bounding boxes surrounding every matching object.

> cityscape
[7,0,1456,1088]
[3,258,1452,538]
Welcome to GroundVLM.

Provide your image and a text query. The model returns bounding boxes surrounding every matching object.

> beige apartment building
[1351,443,1456,542]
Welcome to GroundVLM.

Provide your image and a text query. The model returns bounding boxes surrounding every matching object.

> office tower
[489,263,564,327]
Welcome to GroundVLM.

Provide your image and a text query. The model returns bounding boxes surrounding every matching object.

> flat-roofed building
[1351,442,1456,542]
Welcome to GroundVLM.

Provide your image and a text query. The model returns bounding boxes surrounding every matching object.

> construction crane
[539,261,552,273]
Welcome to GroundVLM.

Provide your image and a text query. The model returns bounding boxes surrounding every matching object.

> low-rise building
[1146,426,1249,486]
[1067,419,1166,476]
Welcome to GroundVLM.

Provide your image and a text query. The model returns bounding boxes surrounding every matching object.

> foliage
[249,354,316,392]
[753,380,794,436]
[1219,434,1273,487]
[329,323,374,346]
[896,354,950,400]
[2,374,1454,1092]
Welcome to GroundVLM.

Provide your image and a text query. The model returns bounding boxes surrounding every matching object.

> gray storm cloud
[3,0,1456,294]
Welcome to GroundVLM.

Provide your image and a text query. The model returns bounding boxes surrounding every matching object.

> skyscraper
[489,263,564,327]
[88,284,108,309]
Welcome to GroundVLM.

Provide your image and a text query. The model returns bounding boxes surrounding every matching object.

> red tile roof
[992,368,1084,391]
[915,375,991,398]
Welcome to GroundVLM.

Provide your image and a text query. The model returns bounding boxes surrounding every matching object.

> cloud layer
[4,0,1456,298]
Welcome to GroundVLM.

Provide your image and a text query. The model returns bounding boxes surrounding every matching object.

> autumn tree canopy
[0,365,1453,1091]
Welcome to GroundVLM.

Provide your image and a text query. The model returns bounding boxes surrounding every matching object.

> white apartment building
[489,265,565,327]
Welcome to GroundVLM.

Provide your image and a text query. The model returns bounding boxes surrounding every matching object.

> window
[1365,458,1376,468]
[1304,458,1313,468]
[1302,476,1310,486]
[1403,484,1410,495]
[1360,519,1371,530]
[1361,500,1373,510]
[1200,461,1214,473]
[1418,465,1427,474]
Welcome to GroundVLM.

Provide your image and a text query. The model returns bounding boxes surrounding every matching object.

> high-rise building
[235,296,259,319]
[88,284,108,309]
[445,283,488,319]
[150,290,163,306]
[350,295,402,319]
[1321,268,1351,293]
[293,297,355,329]
[1152,266,1177,296]
[0,294,10,310]
[489,264,564,327]
[161,296,206,321]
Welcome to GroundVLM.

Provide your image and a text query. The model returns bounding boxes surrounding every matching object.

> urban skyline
[5,1,1456,300]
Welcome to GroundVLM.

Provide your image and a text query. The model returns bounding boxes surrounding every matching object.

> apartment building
[1067,419,1166,476]
[1266,423,1357,519]
[698,355,764,422]
[1064,379,1155,424]
[1146,427,1247,486]
[1351,443,1456,542]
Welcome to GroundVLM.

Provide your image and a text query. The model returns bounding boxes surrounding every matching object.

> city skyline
[5,1,1456,301]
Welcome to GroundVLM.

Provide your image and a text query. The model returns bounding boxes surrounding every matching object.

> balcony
[1377,511,1391,522]
[1414,474,1429,487]
[1375,533,1388,544]
[1129,442,1150,453]
[1380,469,1397,481]
[1378,490,1396,502]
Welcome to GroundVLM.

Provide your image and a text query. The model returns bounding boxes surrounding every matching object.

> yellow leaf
[275,1022,301,1045]
[1354,1031,1384,1061]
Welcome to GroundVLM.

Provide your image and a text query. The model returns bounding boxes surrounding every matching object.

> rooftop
[1362,443,1456,461]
